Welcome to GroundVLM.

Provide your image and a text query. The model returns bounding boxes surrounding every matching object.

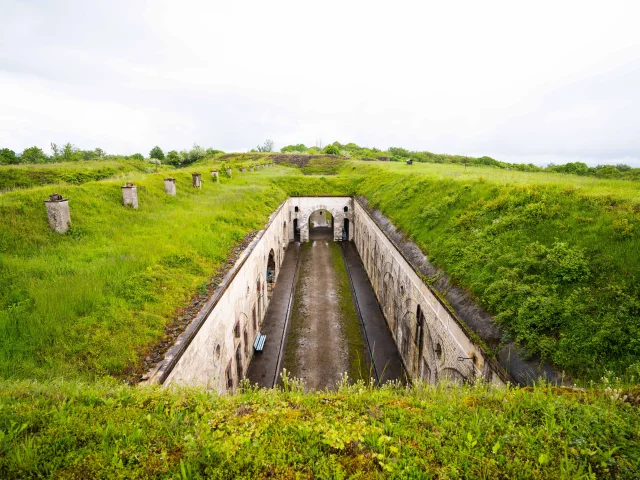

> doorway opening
[293,218,300,242]
[309,209,333,240]
[266,249,276,298]
[342,218,350,241]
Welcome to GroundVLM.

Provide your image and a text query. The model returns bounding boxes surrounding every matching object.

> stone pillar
[241,167,247,173]
[211,170,219,182]
[44,193,71,234]
[226,168,232,177]
[121,182,138,209]
[192,172,202,188]
[249,166,254,172]
[164,178,176,195]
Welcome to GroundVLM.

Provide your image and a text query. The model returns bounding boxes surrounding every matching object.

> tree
[0,148,17,165]
[129,153,144,161]
[256,139,274,152]
[61,143,81,162]
[281,144,308,153]
[324,144,340,155]
[166,150,180,166]
[20,146,48,164]
[150,146,165,161]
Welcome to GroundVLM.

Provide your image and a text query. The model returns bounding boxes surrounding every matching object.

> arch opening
[308,209,334,240]
[266,249,276,299]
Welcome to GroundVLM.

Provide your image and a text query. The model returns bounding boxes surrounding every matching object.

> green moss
[329,241,370,382]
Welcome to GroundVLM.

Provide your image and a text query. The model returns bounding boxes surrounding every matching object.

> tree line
[0,143,224,167]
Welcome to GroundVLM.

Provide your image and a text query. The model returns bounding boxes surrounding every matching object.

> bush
[323,145,340,155]
[149,146,165,161]
[0,148,17,165]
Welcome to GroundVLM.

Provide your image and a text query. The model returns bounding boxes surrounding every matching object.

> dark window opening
[226,361,233,390]
[344,206,349,212]
[294,206,299,212]
[435,343,442,360]
[252,306,257,332]
[235,345,243,382]
[234,322,240,338]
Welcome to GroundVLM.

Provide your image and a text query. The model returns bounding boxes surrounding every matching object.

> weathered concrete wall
[353,199,507,386]
[289,196,353,242]
[148,200,291,392]
[149,196,506,393]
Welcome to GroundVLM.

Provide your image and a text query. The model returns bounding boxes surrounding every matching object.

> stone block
[164,178,176,195]
[44,193,71,234]
[122,182,138,209]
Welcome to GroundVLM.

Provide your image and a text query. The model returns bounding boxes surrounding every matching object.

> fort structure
[145,196,508,392]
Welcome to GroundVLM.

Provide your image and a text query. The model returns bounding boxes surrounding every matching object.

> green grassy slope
[0,169,287,380]
[0,159,153,192]
[1,379,638,478]
[347,161,640,380]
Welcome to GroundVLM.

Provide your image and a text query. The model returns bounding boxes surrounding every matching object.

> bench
[254,332,266,352]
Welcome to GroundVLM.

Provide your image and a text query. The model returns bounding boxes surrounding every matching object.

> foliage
[281,143,308,153]
[324,144,341,155]
[166,150,180,166]
[256,139,274,153]
[129,153,145,161]
[149,146,165,161]
[353,162,640,379]
[0,159,152,192]
[300,157,345,175]
[19,146,48,164]
[0,169,286,379]
[0,148,17,165]
[0,379,638,478]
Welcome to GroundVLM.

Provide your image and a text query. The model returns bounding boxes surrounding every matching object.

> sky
[1,0,640,166]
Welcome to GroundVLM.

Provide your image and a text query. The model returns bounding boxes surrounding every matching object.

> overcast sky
[1,0,640,166]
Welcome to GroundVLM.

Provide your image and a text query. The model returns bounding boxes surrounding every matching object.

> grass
[330,241,371,383]
[0,159,154,192]
[1,154,640,478]
[0,378,638,478]
[0,168,287,380]
[301,157,346,175]
[345,161,640,380]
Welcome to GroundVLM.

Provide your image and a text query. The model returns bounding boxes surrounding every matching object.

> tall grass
[0,170,286,380]
[0,378,638,478]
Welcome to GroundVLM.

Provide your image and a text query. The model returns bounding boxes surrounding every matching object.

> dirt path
[283,229,369,390]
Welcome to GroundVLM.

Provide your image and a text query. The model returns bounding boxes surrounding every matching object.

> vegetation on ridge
[1,378,638,478]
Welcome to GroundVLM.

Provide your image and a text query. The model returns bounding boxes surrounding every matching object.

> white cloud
[1,0,639,165]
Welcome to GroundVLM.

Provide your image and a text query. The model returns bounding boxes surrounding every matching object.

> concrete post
[241,167,247,173]
[226,168,232,177]
[211,170,219,182]
[121,182,138,209]
[44,193,71,234]
[249,166,254,172]
[192,172,202,188]
[164,178,176,195]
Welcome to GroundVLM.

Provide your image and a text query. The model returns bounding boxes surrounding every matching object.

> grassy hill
[1,379,638,478]
[0,159,154,192]
[0,154,639,477]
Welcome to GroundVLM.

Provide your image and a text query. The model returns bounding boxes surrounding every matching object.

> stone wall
[149,196,506,393]
[148,200,291,392]
[353,199,506,386]
[289,196,353,242]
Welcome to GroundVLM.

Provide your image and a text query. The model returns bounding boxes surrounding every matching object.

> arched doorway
[308,209,333,240]
[266,249,276,299]
[342,218,350,241]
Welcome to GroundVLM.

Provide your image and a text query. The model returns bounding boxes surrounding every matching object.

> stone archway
[299,205,348,242]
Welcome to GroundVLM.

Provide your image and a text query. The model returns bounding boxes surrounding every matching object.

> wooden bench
[254,332,266,352]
